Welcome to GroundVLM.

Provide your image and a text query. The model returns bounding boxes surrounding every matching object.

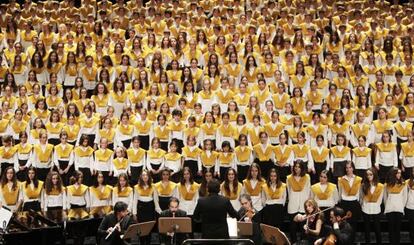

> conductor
[193,178,239,239]
[97,201,135,245]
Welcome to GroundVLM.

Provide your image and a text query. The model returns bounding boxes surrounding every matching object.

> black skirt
[262,203,284,228]
[58,160,71,186]
[37,167,51,182]
[160,141,169,152]
[78,167,92,186]
[23,200,41,212]
[254,159,273,178]
[314,161,327,183]
[137,200,156,222]
[333,160,347,178]
[275,165,291,183]
[16,159,28,182]
[130,166,143,186]
[237,165,250,182]
[121,139,132,149]
[158,196,171,212]
[48,138,60,146]
[139,135,150,151]
[183,160,198,177]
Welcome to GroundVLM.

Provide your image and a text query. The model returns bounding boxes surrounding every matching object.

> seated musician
[98,201,135,245]
[293,198,324,245]
[315,206,354,245]
[159,197,187,245]
[238,194,262,245]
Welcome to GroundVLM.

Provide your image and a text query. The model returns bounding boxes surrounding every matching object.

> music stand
[159,217,192,245]
[237,221,253,236]
[260,224,290,245]
[121,220,156,240]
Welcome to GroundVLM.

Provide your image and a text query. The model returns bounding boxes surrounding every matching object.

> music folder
[121,220,156,240]
[158,217,192,234]
[237,221,253,236]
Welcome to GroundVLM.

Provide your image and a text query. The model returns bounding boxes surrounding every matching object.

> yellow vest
[178,183,200,200]
[311,147,330,162]
[331,146,351,158]
[242,179,264,196]
[2,183,19,205]
[364,183,384,202]
[126,148,146,162]
[262,183,286,199]
[74,146,94,157]
[90,185,112,200]
[311,182,336,200]
[22,181,43,199]
[287,174,310,192]
[376,142,396,152]
[54,144,74,158]
[200,151,218,166]
[339,176,362,196]
[33,144,54,163]
[234,146,252,162]
[134,184,154,197]
[147,148,166,160]
[113,158,128,170]
[0,146,17,159]
[253,144,273,161]
[155,181,176,196]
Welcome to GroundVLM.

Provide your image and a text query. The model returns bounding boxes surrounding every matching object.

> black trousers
[289,212,302,243]
[363,212,381,244]
[406,208,414,244]
[386,212,403,245]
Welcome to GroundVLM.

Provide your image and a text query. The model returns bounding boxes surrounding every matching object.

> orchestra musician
[159,197,187,245]
[315,206,354,245]
[238,194,262,244]
[97,201,134,245]
[293,199,324,245]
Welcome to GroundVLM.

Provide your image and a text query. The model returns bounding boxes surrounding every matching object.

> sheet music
[0,207,12,230]
[227,217,238,238]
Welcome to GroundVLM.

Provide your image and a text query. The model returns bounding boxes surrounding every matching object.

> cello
[322,211,352,245]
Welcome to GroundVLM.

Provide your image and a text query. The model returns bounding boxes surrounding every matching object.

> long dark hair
[45,171,63,194]
[199,170,214,197]
[223,168,238,195]
[180,167,194,185]
[138,170,153,188]
[116,173,130,193]
[362,167,379,195]
[25,166,39,188]
[267,168,282,188]
[246,163,262,180]
[386,167,404,187]
[0,166,17,190]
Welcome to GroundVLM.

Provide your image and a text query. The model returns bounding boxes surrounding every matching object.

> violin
[322,211,352,245]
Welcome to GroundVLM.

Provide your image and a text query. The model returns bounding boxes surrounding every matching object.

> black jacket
[193,193,239,239]
[97,213,135,245]
[322,221,354,245]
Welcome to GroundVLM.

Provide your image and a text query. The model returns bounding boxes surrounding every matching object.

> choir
[2,0,414,243]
